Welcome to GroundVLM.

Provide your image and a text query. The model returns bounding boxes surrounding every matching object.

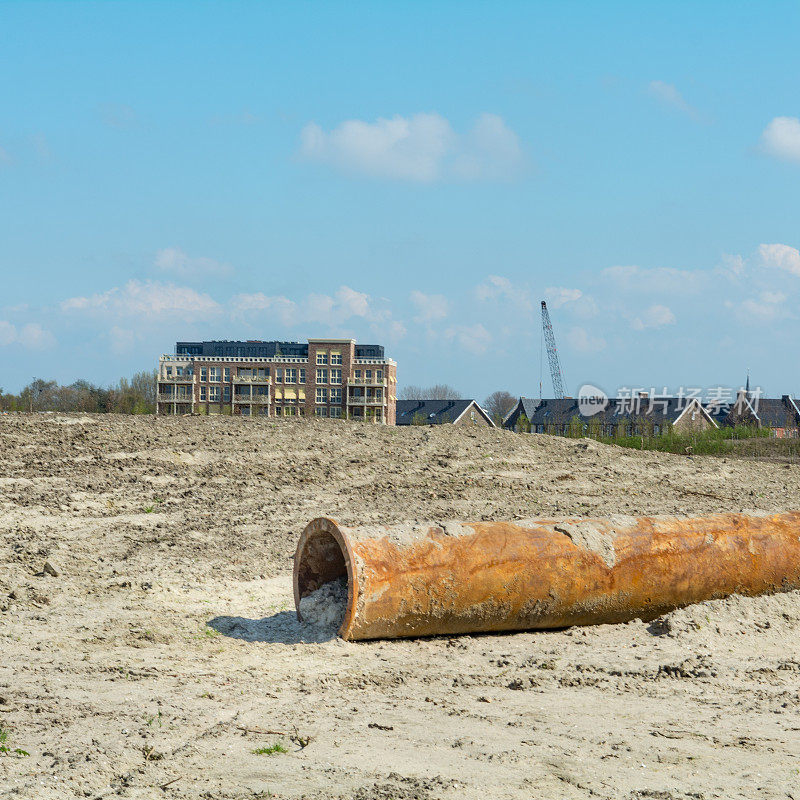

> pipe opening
[296,529,347,600]
[293,520,354,635]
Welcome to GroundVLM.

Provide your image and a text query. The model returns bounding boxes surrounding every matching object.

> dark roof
[509,394,800,430]
[750,397,800,428]
[511,396,712,427]
[396,399,492,426]
[175,340,385,359]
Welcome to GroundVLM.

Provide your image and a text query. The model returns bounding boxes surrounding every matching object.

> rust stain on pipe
[293,512,800,641]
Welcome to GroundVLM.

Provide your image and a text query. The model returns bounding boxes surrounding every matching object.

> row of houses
[502,391,800,438]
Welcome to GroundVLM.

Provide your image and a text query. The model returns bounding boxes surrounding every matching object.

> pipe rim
[293,516,358,640]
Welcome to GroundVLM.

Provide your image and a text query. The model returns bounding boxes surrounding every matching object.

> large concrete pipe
[293,512,800,641]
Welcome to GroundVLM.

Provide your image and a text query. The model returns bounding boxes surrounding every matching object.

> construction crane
[540,300,566,399]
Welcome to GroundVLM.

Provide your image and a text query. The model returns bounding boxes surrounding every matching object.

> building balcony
[160,376,194,384]
[346,396,386,406]
[158,393,192,402]
[233,376,271,383]
[233,394,271,404]
[348,377,387,386]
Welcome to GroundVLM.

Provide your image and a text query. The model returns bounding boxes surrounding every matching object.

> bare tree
[399,385,425,401]
[399,384,461,400]
[484,391,517,425]
[427,384,462,400]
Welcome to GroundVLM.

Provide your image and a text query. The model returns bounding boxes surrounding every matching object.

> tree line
[0,371,158,414]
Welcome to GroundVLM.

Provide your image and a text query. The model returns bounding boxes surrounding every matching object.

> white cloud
[386,319,407,340]
[602,264,705,294]
[61,280,220,319]
[451,113,525,180]
[545,287,582,309]
[647,81,698,119]
[154,247,232,277]
[566,326,606,353]
[0,321,55,349]
[759,242,800,276]
[444,323,491,354]
[335,286,371,318]
[231,292,297,322]
[475,274,514,301]
[410,290,448,323]
[0,321,16,345]
[760,117,800,163]
[737,291,788,323]
[717,253,746,280]
[232,285,375,327]
[300,112,524,182]
[474,274,535,313]
[631,304,676,330]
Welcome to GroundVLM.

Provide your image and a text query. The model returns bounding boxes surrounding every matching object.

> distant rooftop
[175,340,385,359]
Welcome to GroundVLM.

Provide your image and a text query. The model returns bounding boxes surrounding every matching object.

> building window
[315,407,328,417]
[200,386,207,401]
[330,407,343,418]
[200,367,207,381]
[257,367,269,379]
[298,368,305,384]
[210,367,221,382]
[316,351,328,365]
[239,368,252,379]
[223,386,231,401]
[316,387,328,404]
[316,368,328,384]
[331,368,342,384]
[166,366,173,377]
[275,369,282,383]
[330,387,342,404]
[331,352,342,365]
[354,370,361,380]
[284,406,295,417]
[223,368,230,381]
[285,368,296,383]
[259,407,269,416]
[366,370,372,381]
[210,386,220,402]
[376,370,383,382]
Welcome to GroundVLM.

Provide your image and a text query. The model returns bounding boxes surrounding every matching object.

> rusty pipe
[293,512,800,641]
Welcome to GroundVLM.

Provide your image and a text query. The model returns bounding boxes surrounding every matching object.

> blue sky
[2,1,800,400]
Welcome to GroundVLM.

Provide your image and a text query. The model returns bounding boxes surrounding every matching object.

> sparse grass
[144,710,163,727]
[252,742,287,756]
[572,424,781,457]
[144,496,165,513]
[191,625,221,641]
[0,727,29,757]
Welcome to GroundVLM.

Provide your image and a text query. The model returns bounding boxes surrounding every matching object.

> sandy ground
[0,413,798,800]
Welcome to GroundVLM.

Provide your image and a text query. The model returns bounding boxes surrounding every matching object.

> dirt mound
[1,414,799,799]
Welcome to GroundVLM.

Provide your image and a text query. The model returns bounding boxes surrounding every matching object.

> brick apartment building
[156,338,397,423]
